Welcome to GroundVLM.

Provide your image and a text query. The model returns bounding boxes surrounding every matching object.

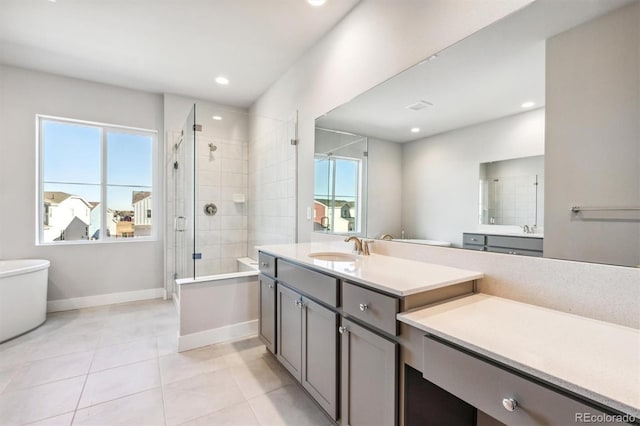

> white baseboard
[178,319,258,352]
[47,288,165,312]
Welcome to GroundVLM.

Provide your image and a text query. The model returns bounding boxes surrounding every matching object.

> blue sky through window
[43,120,152,210]
[313,156,358,198]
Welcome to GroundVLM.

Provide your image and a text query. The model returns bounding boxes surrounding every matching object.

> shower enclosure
[165,104,297,299]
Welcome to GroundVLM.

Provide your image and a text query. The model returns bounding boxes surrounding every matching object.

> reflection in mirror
[314,0,639,267]
[479,155,544,230]
[313,128,367,235]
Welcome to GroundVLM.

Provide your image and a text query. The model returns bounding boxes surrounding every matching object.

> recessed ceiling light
[215,76,229,85]
[307,0,326,6]
[411,127,421,133]
[521,101,535,108]
[212,115,222,121]
[47,0,56,2]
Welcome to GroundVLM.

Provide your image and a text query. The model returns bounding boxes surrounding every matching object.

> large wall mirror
[314,0,639,268]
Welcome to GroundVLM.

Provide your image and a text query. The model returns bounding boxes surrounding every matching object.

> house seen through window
[39,117,156,243]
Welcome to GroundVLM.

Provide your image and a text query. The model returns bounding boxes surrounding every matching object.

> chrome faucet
[379,234,393,241]
[522,225,530,234]
[344,236,364,255]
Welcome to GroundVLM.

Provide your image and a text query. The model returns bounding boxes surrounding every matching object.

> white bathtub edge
[178,319,258,352]
[47,287,165,312]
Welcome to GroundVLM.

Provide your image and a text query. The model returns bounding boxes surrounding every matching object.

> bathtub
[174,258,260,352]
[0,259,50,343]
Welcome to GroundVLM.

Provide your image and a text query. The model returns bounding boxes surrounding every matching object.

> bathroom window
[37,116,157,244]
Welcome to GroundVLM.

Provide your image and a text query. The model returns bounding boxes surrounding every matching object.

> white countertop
[256,243,483,296]
[398,294,640,417]
[466,230,544,238]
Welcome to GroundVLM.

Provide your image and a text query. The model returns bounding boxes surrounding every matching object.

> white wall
[367,137,403,239]
[249,0,534,242]
[0,65,164,301]
[247,115,297,259]
[402,109,545,247]
[545,2,640,267]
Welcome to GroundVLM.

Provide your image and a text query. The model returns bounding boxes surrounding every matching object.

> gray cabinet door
[301,297,339,420]
[258,274,276,354]
[341,318,398,426]
[276,284,302,381]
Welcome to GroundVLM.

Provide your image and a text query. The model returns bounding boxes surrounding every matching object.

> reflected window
[38,117,156,244]
[313,155,363,234]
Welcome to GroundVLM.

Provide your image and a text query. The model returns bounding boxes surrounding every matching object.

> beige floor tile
[0,368,17,394]
[73,388,165,426]
[230,357,293,399]
[91,337,158,372]
[162,369,245,426]
[248,384,331,426]
[0,376,84,425]
[28,332,100,362]
[98,323,159,348]
[0,341,36,371]
[223,336,270,367]
[156,333,178,357]
[159,346,228,385]
[6,350,93,391]
[78,359,161,408]
[180,401,260,426]
[25,412,74,426]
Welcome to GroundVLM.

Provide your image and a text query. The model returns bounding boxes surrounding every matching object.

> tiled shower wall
[248,116,297,260]
[195,132,249,276]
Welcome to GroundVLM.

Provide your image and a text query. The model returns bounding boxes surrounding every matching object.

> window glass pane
[107,132,152,186]
[42,121,101,184]
[106,186,152,238]
[42,183,100,242]
[313,157,332,231]
[335,158,360,233]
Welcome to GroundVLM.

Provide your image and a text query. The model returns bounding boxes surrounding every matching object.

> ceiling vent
[405,100,433,111]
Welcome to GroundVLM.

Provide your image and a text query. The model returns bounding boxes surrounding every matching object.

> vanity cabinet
[463,233,543,257]
[275,276,339,420]
[341,317,398,426]
[258,274,276,354]
[258,255,277,355]
[422,336,617,426]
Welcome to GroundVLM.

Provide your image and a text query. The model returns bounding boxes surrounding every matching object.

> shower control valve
[204,203,217,216]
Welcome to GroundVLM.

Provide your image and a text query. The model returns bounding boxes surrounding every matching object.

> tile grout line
[69,325,103,425]
[155,338,168,426]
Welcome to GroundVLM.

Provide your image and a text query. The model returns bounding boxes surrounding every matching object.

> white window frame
[36,115,159,245]
[313,154,366,236]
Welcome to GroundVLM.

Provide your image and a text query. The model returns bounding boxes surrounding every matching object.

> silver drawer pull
[338,326,349,334]
[261,262,268,267]
[471,238,478,241]
[267,283,273,289]
[502,397,517,412]
[295,299,303,309]
[359,303,369,312]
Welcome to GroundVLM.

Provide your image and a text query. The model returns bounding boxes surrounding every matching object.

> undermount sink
[308,252,358,262]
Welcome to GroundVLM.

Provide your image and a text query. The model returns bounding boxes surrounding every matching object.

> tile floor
[0,299,334,426]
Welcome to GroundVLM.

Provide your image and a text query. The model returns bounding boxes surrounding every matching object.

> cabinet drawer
[277,260,338,307]
[486,235,542,251]
[258,252,276,277]
[463,233,485,246]
[463,244,486,251]
[423,336,614,426]
[342,281,399,336]
[486,246,542,257]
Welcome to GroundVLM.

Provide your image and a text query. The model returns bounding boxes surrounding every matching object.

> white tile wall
[248,116,297,259]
